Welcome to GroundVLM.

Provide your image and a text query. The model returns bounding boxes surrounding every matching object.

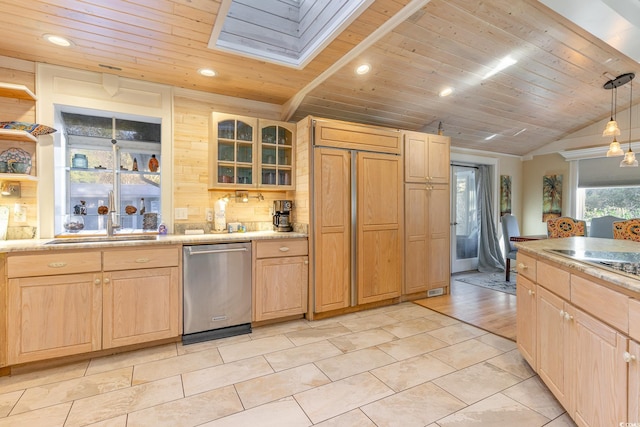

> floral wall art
[542,174,563,222]
[500,175,512,217]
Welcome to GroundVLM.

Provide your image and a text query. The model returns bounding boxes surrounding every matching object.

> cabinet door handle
[517,263,528,270]
[48,262,67,268]
[135,258,150,263]
[528,289,535,296]
[559,310,565,317]
[279,247,290,252]
[304,260,309,265]
[94,278,101,285]
[563,312,573,321]
[103,278,110,284]
[623,352,637,363]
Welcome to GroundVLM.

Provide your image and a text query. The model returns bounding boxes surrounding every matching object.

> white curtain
[476,165,505,272]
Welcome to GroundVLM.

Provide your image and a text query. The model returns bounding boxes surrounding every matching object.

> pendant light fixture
[620,75,638,167]
[603,73,635,157]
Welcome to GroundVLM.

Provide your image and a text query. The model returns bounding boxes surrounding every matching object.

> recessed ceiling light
[198,68,217,77]
[483,55,517,80]
[355,63,371,75]
[485,134,498,141]
[439,87,454,97]
[44,34,73,47]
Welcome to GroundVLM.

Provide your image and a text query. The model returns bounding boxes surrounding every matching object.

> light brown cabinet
[404,183,449,294]
[403,131,449,184]
[209,113,295,189]
[518,252,637,426]
[253,239,308,321]
[6,246,181,365]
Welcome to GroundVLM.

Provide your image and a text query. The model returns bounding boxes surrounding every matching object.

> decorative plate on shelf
[0,147,32,174]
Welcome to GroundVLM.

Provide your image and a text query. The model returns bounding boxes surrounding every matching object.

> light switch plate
[175,207,188,220]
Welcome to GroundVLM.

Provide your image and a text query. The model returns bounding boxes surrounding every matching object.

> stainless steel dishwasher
[182,242,252,344]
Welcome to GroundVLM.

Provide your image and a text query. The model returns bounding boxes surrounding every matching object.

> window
[577,186,640,221]
[57,112,162,235]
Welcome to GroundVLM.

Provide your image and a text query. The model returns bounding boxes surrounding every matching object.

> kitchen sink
[46,235,158,245]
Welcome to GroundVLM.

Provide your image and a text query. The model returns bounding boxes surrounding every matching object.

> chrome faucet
[106,190,120,237]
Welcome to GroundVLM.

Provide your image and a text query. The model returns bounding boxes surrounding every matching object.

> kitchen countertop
[516,236,640,296]
[0,231,308,253]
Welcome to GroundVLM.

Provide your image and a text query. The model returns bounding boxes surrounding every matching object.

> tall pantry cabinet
[403,131,451,295]
[300,117,403,315]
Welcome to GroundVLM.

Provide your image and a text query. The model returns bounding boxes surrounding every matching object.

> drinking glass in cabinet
[278,170,292,185]
[237,143,252,163]
[262,147,276,164]
[278,129,292,145]
[237,122,253,141]
[278,147,291,165]
[218,142,234,161]
[218,166,234,183]
[262,169,276,185]
[262,126,276,143]
[218,121,234,139]
[237,167,252,184]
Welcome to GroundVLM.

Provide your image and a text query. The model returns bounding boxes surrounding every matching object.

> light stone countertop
[0,231,308,253]
[516,236,640,296]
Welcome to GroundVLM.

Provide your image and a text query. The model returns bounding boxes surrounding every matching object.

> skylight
[209,0,373,69]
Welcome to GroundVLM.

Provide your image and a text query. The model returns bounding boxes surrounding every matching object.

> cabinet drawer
[630,299,640,342]
[516,252,536,282]
[571,274,629,333]
[313,118,401,154]
[7,251,102,278]
[255,239,308,258]
[537,261,570,300]
[103,246,180,271]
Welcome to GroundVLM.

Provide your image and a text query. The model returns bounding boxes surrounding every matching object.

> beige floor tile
[199,397,311,427]
[132,348,223,384]
[182,355,273,396]
[437,393,550,426]
[503,376,565,420]
[371,354,456,392]
[314,409,377,426]
[86,343,177,375]
[422,311,460,326]
[427,322,487,345]
[127,385,243,427]
[545,413,577,426]
[339,313,399,332]
[377,332,449,360]
[361,382,466,427]
[64,375,183,427]
[314,347,396,381]
[477,332,517,351]
[236,363,330,409]
[0,402,71,427]
[217,335,294,363]
[176,334,251,356]
[264,340,343,372]
[11,367,132,415]
[385,304,437,321]
[248,319,311,340]
[433,362,522,405]
[382,317,451,338]
[430,338,504,369]
[329,328,397,352]
[84,414,128,427]
[0,361,88,394]
[0,390,22,417]
[294,372,393,424]
[285,324,353,346]
[487,349,536,380]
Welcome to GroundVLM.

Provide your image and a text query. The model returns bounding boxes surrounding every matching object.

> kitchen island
[514,237,639,426]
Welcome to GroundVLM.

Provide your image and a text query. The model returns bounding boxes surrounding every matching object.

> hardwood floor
[414,278,517,341]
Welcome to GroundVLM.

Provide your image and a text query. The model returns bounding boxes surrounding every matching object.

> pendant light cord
[629,79,633,150]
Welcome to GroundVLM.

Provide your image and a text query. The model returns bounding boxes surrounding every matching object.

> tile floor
[0,302,577,427]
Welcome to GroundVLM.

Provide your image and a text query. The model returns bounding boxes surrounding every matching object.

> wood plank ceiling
[0,0,637,156]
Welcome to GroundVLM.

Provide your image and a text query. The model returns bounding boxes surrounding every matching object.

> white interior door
[450,165,479,273]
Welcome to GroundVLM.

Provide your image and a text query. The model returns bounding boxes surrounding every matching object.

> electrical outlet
[175,207,188,220]
[206,208,213,222]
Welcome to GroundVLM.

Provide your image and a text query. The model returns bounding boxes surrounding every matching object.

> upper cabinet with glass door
[209,113,295,190]
[259,120,294,189]
[209,113,257,188]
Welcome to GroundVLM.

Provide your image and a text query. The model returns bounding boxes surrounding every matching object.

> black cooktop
[548,249,640,279]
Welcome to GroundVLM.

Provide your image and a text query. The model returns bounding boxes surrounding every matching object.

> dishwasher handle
[186,247,248,256]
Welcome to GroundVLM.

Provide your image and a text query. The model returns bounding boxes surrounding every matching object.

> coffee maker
[273,200,293,232]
